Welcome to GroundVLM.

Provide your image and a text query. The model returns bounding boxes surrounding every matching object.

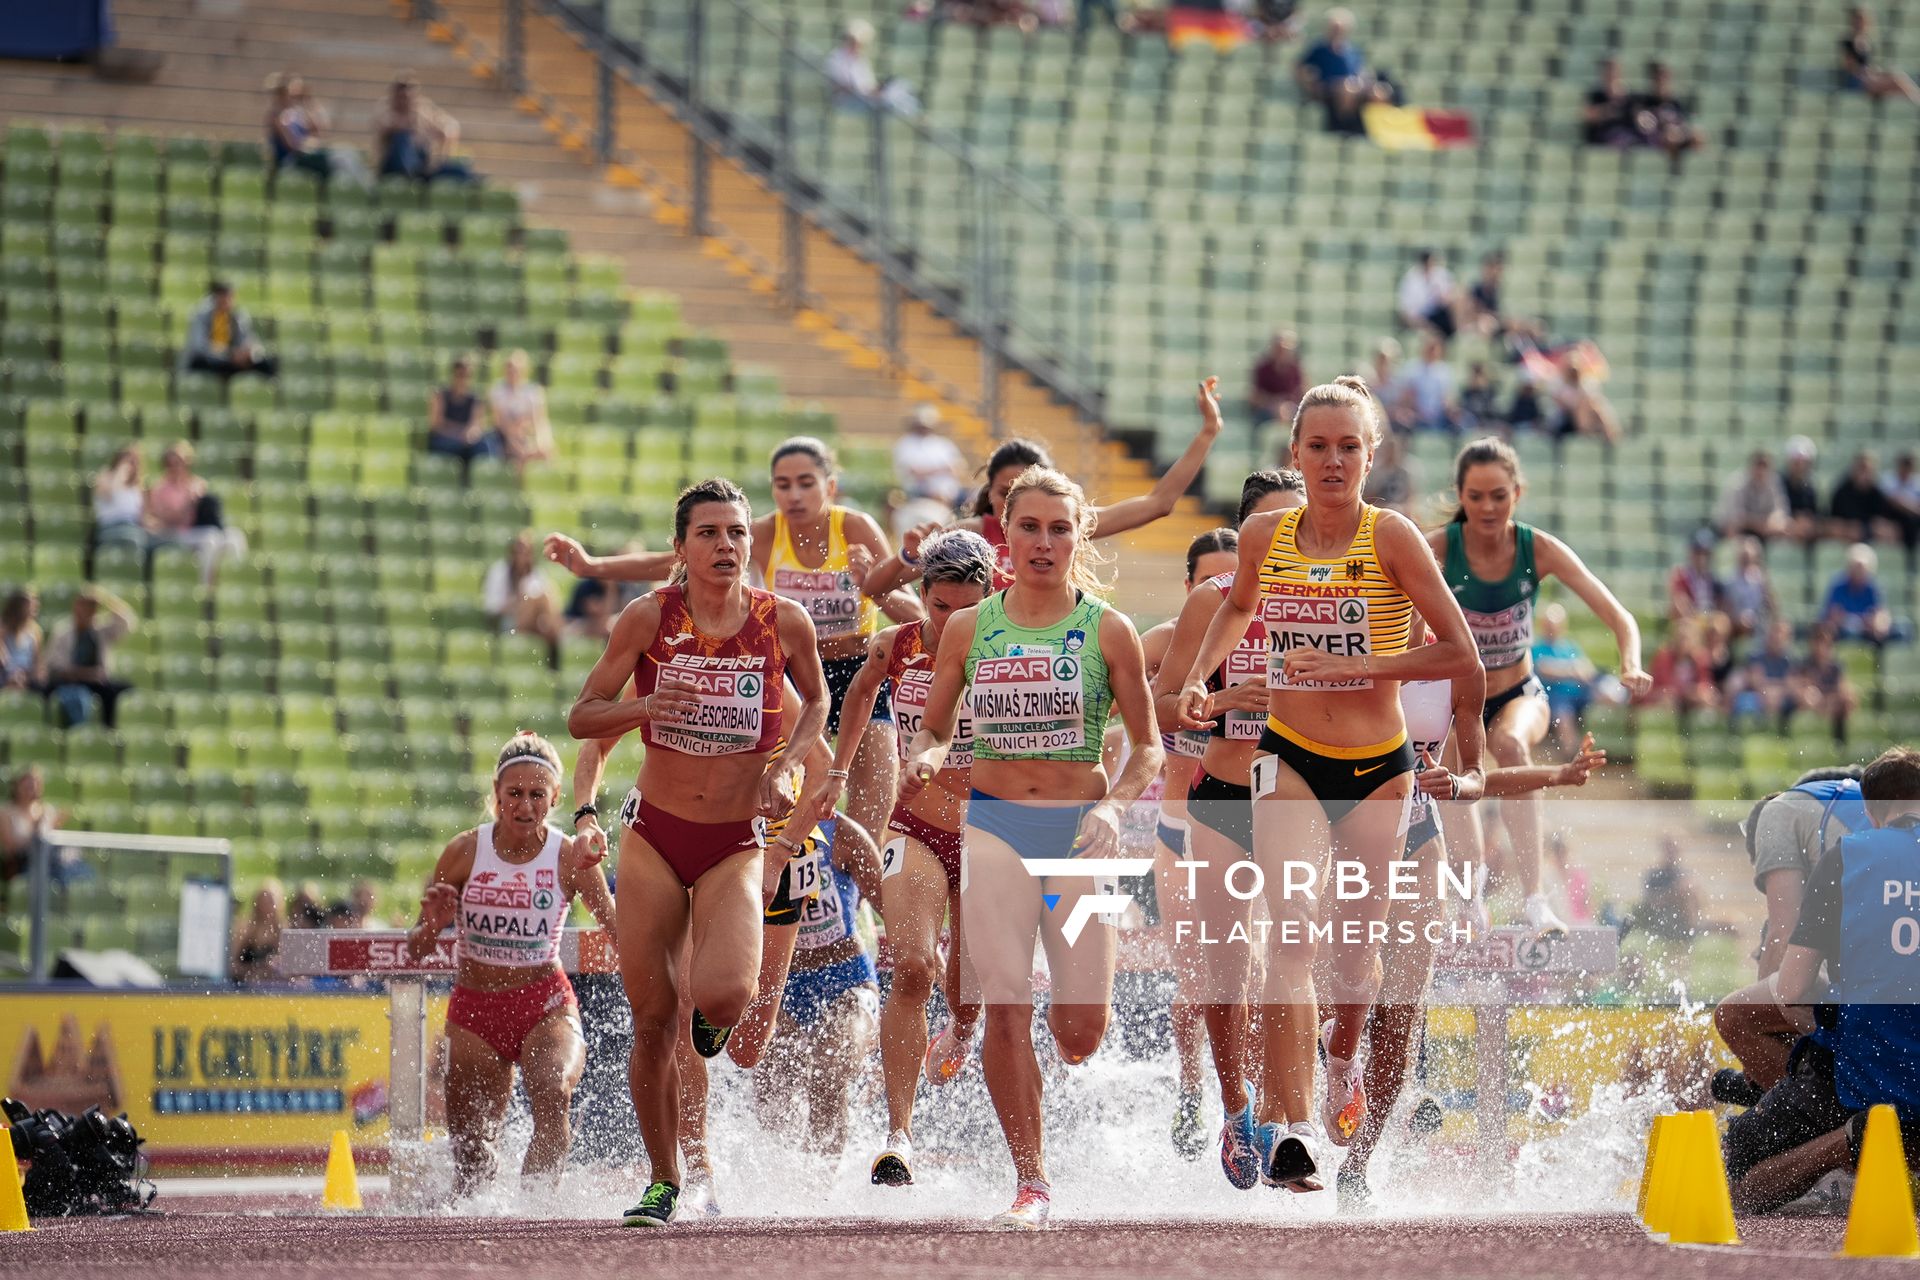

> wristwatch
[572,803,600,825]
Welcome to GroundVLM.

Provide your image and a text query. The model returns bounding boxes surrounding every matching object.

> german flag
[1166,7,1252,52]
[1362,103,1478,151]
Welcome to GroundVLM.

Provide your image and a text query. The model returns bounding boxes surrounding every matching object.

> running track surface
[12,1206,1909,1279]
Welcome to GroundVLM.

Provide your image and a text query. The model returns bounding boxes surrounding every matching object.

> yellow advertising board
[0,992,447,1166]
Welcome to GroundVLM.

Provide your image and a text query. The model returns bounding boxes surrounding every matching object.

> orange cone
[1840,1105,1920,1258]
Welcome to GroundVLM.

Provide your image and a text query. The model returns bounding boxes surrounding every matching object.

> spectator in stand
[1505,371,1545,433]
[1249,330,1306,429]
[892,403,966,521]
[1583,57,1637,146]
[288,881,327,931]
[565,581,619,643]
[1829,450,1894,544]
[1636,835,1702,943]
[0,766,61,908]
[1461,252,1507,338]
[1730,619,1800,733]
[1839,5,1920,104]
[1367,337,1410,432]
[1880,450,1920,562]
[1361,433,1419,515]
[489,350,554,474]
[1722,536,1778,638]
[183,281,278,379]
[1397,333,1463,432]
[90,445,149,561]
[1667,529,1724,623]
[1533,602,1602,754]
[147,441,247,586]
[1396,249,1459,341]
[372,74,475,183]
[1782,436,1823,544]
[349,878,385,928]
[1,589,45,694]
[1644,616,1722,718]
[1296,7,1398,136]
[1821,543,1898,646]
[1460,361,1501,429]
[1716,449,1791,542]
[1794,625,1858,743]
[265,73,371,188]
[46,587,138,730]
[1633,62,1706,169]
[483,533,562,665]
[231,880,284,985]
[426,356,500,481]
[826,20,920,114]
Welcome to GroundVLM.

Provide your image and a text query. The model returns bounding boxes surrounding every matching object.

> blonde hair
[1290,375,1387,447]
[488,731,563,814]
[1001,467,1111,597]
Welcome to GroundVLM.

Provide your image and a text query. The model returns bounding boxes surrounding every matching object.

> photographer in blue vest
[1721,746,1920,1214]
[1711,766,1868,1105]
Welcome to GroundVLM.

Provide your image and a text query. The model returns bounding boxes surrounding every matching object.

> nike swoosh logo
[1353,762,1386,776]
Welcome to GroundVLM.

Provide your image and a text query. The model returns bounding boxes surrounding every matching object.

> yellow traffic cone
[322,1130,363,1212]
[1667,1110,1740,1246]
[1643,1113,1683,1235]
[1637,1114,1671,1227]
[1840,1105,1920,1258]
[0,1125,29,1232]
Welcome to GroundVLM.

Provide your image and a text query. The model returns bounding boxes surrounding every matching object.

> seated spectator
[1793,625,1858,743]
[490,350,554,474]
[1839,5,1920,104]
[46,587,137,729]
[1396,250,1458,341]
[1729,619,1800,733]
[1462,252,1506,338]
[1582,57,1636,146]
[1296,7,1398,136]
[484,533,562,664]
[1644,616,1722,717]
[1722,536,1778,638]
[566,579,619,643]
[1505,372,1545,432]
[265,73,371,188]
[184,281,278,379]
[0,765,61,908]
[1716,449,1791,542]
[372,74,475,183]
[1821,543,1899,646]
[1829,450,1895,544]
[1667,529,1723,623]
[91,445,150,560]
[893,403,965,508]
[1,589,45,694]
[1361,433,1419,515]
[349,878,385,928]
[1367,338,1410,433]
[147,441,247,586]
[426,356,500,480]
[1880,449,1920,561]
[1396,334,1462,432]
[288,880,327,930]
[1249,330,1306,429]
[826,20,920,115]
[1632,62,1706,168]
[1635,835,1701,942]
[230,880,284,986]
[1781,436,1823,544]
[1532,602,1604,753]
[1459,361,1502,429]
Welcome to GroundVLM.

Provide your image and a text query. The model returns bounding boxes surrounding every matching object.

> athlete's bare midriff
[1484,655,1534,700]
[635,748,777,823]
[1267,683,1408,748]
[972,758,1110,805]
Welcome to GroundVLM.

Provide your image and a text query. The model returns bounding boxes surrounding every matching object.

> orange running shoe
[923,1021,973,1086]
[1322,1068,1367,1148]
[991,1180,1051,1230]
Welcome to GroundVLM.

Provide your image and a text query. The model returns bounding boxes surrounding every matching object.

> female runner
[407,732,617,1198]
[903,467,1164,1229]
[1149,467,1307,1189]
[1174,377,1479,1193]
[1139,526,1243,1161]
[567,478,828,1228]
[815,529,998,1187]
[1427,437,1650,935]
[864,380,1226,593]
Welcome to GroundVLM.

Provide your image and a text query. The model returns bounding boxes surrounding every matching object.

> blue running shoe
[1221,1089,1260,1190]
[1253,1121,1284,1189]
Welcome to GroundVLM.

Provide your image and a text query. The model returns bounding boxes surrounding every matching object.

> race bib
[794,873,849,949]
[1221,640,1269,740]
[893,664,973,768]
[969,649,1086,754]
[773,567,863,641]
[646,661,767,755]
[881,835,907,880]
[1261,592,1373,691]
[786,838,827,901]
[1464,599,1533,670]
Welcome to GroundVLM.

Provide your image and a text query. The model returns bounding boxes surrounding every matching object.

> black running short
[1255,723,1415,825]
[1482,674,1546,728]
[1188,768,1254,853]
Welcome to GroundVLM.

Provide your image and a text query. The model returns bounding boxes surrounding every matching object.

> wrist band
[900,548,920,567]
[826,769,850,780]
[573,803,599,824]
[775,834,806,854]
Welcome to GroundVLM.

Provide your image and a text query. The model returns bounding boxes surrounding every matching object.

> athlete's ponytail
[1184,527,1238,586]
[1236,468,1305,527]
[1002,467,1111,597]
[1291,376,1386,447]
[1449,436,1523,524]
[970,438,1053,517]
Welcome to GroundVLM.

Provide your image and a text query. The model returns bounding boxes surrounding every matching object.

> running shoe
[990,1180,1052,1231]
[690,1008,733,1059]
[1220,1086,1261,1190]
[1710,1067,1766,1109]
[923,1021,973,1086]
[1336,1166,1373,1214]
[870,1130,915,1187]
[681,1168,722,1218]
[1522,893,1569,938]
[621,1180,679,1227]
[1408,1094,1445,1137]
[1321,1063,1367,1148]
[1171,1088,1206,1161]
[1258,1121,1323,1192]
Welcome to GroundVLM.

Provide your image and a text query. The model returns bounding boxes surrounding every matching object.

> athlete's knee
[889,948,939,1005]
[1263,948,1317,1004]
[1486,728,1533,764]
[1050,1007,1109,1064]
[690,975,756,1029]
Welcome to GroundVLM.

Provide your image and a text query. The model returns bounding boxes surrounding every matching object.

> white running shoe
[870,1130,914,1187]
[1523,893,1569,937]
[924,1021,974,1086]
[991,1180,1052,1230]
[681,1166,722,1218]
[1320,1063,1367,1148]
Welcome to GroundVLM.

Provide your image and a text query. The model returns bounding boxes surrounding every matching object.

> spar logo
[1020,857,1153,944]
[736,672,762,699]
[533,888,555,912]
[1051,656,1079,682]
[1338,599,1365,625]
